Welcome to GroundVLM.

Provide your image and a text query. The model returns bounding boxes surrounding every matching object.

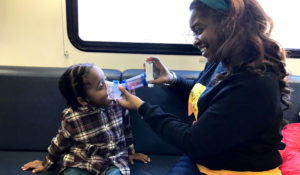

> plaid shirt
[42,100,134,175]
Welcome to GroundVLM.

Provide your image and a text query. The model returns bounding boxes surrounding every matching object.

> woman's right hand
[21,160,47,173]
[145,57,175,85]
[116,85,144,111]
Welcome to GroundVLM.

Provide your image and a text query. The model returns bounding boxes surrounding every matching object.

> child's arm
[122,109,151,164]
[43,119,72,169]
[21,118,72,173]
[122,109,135,155]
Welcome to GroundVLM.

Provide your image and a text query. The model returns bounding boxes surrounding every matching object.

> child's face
[83,66,112,108]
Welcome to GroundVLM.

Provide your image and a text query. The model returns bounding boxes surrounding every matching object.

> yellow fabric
[197,164,282,175]
[188,83,206,120]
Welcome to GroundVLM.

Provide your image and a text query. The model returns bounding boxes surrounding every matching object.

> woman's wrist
[137,102,147,118]
[136,100,145,111]
[164,71,177,86]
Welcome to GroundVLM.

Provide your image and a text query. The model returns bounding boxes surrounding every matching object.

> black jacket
[138,62,285,171]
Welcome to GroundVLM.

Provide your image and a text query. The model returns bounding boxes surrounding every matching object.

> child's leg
[63,167,90,175]
[166,154,205,175]
[105,166,121,175]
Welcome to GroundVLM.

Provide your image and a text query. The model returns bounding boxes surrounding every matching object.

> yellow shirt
[197,164,282,175]
[188,83,206,120]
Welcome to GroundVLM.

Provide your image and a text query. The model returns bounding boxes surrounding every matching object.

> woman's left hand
[129,153,151,164]
[116,86,144,111]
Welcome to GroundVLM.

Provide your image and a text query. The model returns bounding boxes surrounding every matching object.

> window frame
[66,0,300,58]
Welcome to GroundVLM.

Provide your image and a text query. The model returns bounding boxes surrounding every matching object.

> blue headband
[199,0,228,12]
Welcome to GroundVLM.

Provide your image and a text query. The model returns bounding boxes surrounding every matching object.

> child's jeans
[166,154,205,175]
[105,166,121,175]
[63,167,89,175]
[63,167,121,175]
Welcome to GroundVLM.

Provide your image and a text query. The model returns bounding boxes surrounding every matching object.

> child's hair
[58,63,95,109]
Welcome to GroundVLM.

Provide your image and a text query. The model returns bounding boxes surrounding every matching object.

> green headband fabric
[199,0,228,12]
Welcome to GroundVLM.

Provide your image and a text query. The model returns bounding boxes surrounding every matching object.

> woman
[117,0,290,174]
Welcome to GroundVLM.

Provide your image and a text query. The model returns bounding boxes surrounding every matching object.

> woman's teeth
[200,47,206,54]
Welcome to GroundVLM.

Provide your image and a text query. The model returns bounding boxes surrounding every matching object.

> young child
[21,63,150,175]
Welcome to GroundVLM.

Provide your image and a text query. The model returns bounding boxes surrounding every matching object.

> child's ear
[77,97,88,106]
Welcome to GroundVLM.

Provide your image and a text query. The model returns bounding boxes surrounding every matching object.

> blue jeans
[166,154,205,175]
[63,167,90,175]
[105,166,121,175]
[63,167,121,175]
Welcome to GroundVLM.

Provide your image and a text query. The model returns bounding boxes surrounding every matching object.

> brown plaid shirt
[42,100,134,175]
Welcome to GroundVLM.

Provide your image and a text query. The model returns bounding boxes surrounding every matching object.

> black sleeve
[138,73,281,160]
[168,62,212,101]
[167,75,195,102]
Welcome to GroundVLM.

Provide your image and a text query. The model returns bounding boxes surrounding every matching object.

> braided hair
[58,63,95,109]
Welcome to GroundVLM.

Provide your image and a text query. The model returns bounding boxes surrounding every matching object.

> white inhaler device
[145,61,154,88]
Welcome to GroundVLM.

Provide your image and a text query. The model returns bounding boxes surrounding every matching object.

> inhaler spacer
[122,73,148,91]
[106,80,122,100]
[121,61,155,91]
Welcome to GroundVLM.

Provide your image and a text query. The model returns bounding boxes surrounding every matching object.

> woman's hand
[145,57,175,84]
[21,160,47,173]
[129,153,151,164]
[116,85,144,111]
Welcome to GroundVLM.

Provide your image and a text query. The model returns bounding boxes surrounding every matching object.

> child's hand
[21,160,47,173]
[129,153,151,164]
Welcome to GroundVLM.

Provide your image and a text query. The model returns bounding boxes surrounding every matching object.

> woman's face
[190,9,222,63]
[83,66,112,108]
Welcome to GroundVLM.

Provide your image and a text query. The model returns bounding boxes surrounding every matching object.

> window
[66,0,300,57]
[258,0,300,58]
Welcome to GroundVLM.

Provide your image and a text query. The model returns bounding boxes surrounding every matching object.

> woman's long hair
[190,0,290,109]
